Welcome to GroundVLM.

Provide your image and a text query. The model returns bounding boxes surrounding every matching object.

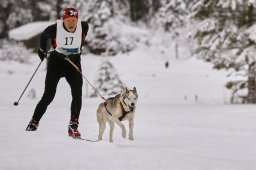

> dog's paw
[109,139,113,143]
[129,136,134,140]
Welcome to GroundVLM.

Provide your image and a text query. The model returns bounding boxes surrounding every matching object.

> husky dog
[96,87,138,142]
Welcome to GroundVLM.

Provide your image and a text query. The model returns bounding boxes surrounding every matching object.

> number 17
[65,37,74,45]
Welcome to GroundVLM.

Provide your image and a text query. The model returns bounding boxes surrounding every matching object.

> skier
[26,7,89,139]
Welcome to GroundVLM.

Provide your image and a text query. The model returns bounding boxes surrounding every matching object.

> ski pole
[64,57,106,101]
[13,60,43,106]
[13,50,52,106]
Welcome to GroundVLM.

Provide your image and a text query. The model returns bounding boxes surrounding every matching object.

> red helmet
[62,8,78,19]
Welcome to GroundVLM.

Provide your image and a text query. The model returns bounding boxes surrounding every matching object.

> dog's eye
[128,98,131,100]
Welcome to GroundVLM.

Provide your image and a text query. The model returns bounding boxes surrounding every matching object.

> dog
[96,87,138,142]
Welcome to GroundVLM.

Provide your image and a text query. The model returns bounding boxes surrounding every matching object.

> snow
[195,18,217,33]
[8,21,54,41]
[1,45,256,170]
[246,24,256,43]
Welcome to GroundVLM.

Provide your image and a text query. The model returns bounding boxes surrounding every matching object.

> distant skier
[26,7,89,139]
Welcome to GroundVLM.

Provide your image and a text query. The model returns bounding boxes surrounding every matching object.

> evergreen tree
[192,0,256,103]
[154,0,186,32]
[0,0,33,38]
[152,0,196,32]
[31,0,56,21]
[91,60,125,97]
[80,0,134,55]
[0,0,57,38]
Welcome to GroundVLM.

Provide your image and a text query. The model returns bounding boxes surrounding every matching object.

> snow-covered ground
[1,45,256,170]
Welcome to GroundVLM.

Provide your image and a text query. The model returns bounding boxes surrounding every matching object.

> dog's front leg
[113,118,126,138]
[128,117,134,140]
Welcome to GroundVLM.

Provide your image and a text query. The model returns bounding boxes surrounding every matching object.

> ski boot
[26,119,39,131]
[68,119,81,139]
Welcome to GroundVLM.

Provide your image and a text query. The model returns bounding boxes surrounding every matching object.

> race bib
[56,20,82,55]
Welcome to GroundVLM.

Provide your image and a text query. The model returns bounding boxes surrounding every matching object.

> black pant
[32,53,83,122]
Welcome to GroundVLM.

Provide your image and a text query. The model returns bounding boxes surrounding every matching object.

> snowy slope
[1,46,256,170]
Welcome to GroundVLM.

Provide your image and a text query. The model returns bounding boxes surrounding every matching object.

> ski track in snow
[1,47,256,170]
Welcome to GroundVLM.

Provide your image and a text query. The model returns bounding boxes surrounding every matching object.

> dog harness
[104,101,130,121]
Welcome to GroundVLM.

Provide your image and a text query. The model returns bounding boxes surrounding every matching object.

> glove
[38,49,46,61]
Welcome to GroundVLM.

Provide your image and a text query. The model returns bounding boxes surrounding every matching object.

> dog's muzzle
[129,104,136,112]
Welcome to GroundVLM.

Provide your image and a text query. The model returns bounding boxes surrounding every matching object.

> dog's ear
[125,87,129,93]
[133,87,137,93]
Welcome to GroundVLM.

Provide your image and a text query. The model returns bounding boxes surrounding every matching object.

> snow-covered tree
[192,0,256,103]
[0,40,33,63]
[31,0,57,21]
[0,0,33,38]
[153,0,186,32]
[0,0,57,38]
[66,0,141,56]
[87,0,133,55]
[91,60,125,97]
[151,0,196,38]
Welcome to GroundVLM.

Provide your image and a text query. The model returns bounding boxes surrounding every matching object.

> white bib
[56,20,82,55]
